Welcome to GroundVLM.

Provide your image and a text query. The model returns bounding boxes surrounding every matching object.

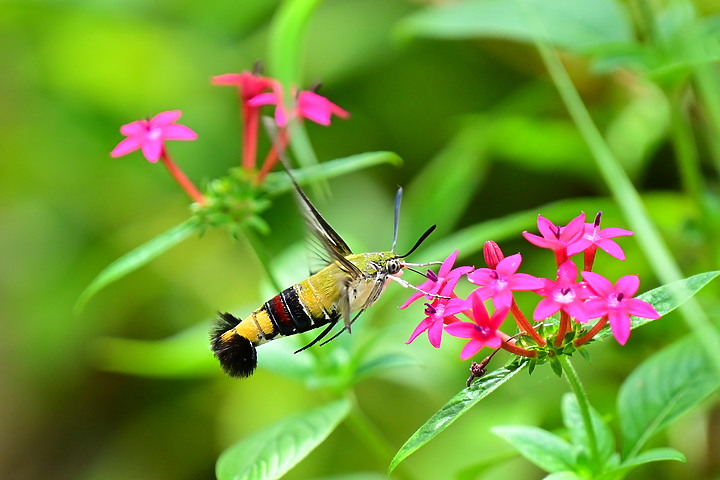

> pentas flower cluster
[402,212,660,371]
[110,65,349,203]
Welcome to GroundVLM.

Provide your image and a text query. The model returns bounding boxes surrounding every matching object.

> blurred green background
[2,0,719,479]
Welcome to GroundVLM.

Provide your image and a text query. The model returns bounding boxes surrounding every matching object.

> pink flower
[399,250,473,309]
[523,213,591,264]
[533,260,593,321]
[571,212,633,260]
[467,253,544,309]
[110,110,197,163]
[444,292,508,360]
[405,297,466,348]
[212,71,275,100]
[581,271,660,345]
[248,89,349,127]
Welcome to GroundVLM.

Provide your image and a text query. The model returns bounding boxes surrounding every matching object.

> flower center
[553,286,576,304]
[474,324,492,338]
[148,127,163,141]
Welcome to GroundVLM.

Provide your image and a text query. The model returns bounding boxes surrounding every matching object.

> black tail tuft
[210,312,258,378]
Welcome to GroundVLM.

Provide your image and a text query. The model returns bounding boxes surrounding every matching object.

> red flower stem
[574,315,609,347]
[584,247,597,272]
[160,151,205,204]
[554,311,571,347]
[242,104,259,171]
[554,249,568,266]
[498,332,538,357]
[510,300,546,346]
[256,127,289,184]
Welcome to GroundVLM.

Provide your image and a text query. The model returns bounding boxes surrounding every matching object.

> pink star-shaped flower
[533,260,593,322]
[570,212,633,260]
[405,297,466,349]
[110,110,197,163]
[444,292,508,360]
[523,213,591,263]
[248,89,349,127]
[467,253,544,309]
[212,71,275,100]
[399,250,473,309]
[581,271,660,345]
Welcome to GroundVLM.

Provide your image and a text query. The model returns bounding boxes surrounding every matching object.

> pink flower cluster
[109,67,349,201]
[403,212,660,362]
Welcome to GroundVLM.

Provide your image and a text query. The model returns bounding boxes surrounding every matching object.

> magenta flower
[533,260,593,322]
[444,292,508,360]
[467,253,544,309]
[405,297,466,348]
[399,250,473,309]
[581,271,660,345]
[523,213,592,264]
[212,71,275,100]
[571,212,633,260]
[248,89,349,127]
[111,110,197,163]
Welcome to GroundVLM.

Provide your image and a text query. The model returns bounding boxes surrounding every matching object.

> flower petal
[162,124,198,141]
[110,137,143,157]
[608,310,631,345]
[624,298,660,319]
[533,297,561,321]
[581,271,614,297]
[616,274,640,297]
[151,110,182,126]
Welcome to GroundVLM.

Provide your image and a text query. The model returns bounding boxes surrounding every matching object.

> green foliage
[216,399,350,480]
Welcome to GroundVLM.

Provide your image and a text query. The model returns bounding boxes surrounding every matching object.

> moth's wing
[291,176,362,280]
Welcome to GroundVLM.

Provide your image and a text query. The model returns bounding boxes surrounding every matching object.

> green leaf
[388,359,529,473]
[75,218,199,312]
[400,0,633,53]
[593,270,720,341]
[491,425,575,473]
[544,473,584,480]
[595,448,685,480]
[618,335,720,459]
[216,399,351,480]
[353,353,420,383]
[91,323,214,378]
[263,151,402,196]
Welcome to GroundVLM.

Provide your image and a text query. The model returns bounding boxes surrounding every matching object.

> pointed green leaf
[618,335,720,459]
[491,425,575,473]
[595,448,685,480]
[545,473,584,480]
[388,359,529,473]
[216,399,351,480]
[594,270,720,341]
[400,0,633,53]
[76,218,199,312]
[263,151,402,195]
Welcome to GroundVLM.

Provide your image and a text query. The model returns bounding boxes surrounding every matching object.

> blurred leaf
[353,352,420,383]
[618,335,720,459]
[400,0,633,53]
[406,117,490,239]
[216,399,351,480]
[491,425,575,473]
[595,448,686,480]
[561,394,616,468]
[388,359,529,473]
[264,151,402,195]
[544,473,584,480]
[594,270,720,341]
[92,323,214,378]
[76,218,199,312]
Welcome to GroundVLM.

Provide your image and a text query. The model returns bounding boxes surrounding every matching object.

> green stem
[345,397,416,480]
[558,355,599,463]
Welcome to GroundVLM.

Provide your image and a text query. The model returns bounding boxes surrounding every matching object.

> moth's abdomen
[210,312,258,378]
[210,282,339,377]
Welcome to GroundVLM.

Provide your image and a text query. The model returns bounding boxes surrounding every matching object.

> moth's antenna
[399,224,436,258]
[392,187,403,253]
